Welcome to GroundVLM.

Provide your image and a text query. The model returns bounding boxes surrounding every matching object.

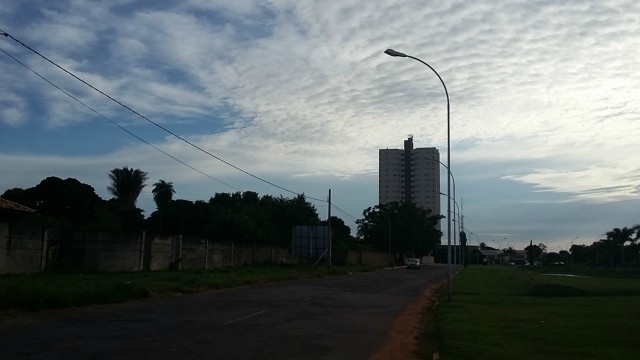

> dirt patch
[370,281,445,360]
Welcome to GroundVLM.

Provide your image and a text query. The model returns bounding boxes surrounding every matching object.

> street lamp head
[384,48,407,57]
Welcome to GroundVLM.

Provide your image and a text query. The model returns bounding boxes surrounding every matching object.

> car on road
[406,258,420,270]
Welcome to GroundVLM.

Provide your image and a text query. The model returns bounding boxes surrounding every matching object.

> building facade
[379,136,441,217]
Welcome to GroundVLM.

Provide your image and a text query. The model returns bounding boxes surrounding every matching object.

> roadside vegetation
[418,266,640,360]
[0,264,372,313]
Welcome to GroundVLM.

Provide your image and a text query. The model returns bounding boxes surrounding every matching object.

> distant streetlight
[468,231,481,265]
[385,48,452,300]
[469,232,480,246]
[492,238,505,264]
[428,156,458,265]
[440,190,462,265]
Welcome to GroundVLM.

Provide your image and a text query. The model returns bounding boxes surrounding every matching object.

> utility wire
[0,29,324,201]
[331,203,357,220]
[1,29,359,219]
[0,46,238,191]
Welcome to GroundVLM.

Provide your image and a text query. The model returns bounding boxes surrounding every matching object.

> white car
[406,258,420,270]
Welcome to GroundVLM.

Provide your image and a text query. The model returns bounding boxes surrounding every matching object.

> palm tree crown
[107,167,148,209]
[152,180,175,211]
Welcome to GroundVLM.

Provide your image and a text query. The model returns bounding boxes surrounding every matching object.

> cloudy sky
[1,0,639,252]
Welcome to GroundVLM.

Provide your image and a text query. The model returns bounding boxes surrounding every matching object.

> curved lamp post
[426,156,458,265]
[385,48,452,300]
[440,190,462,265]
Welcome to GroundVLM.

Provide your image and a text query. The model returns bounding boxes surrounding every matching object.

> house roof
[0,197,36,214]
[479,249,501,256]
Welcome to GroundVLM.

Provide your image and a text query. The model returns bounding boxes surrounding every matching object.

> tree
[2,177,105,230]
[107,167,148,209]
[107,167,148,231]
[152,180,175,210]
[356,201,442,257]
[152,180,175,234]
[321,216,354,265]
[606,227,636,268]
[525,242,546,265]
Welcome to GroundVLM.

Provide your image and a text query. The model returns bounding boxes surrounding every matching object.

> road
[0,265,448,360]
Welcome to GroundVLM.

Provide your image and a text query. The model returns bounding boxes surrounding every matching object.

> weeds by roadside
[0,264,373,313]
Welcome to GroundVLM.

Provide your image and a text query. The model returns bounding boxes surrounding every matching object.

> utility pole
[461,199,465,267]
[328,189,332,268]
[388,218,392,265]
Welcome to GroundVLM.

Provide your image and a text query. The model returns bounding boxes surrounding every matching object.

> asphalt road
[0,265,448,360]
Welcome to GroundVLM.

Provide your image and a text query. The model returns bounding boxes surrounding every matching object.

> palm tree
[152,180,174,210]
[152,180,175,234]
[107,167,148,209]
[606,227,635,268]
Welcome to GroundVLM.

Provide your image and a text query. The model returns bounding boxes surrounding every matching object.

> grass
[417,266,640,360]
[0,264,372,313]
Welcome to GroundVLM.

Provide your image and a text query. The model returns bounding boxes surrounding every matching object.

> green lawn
[0,264,372,313]
[422,266,640,360]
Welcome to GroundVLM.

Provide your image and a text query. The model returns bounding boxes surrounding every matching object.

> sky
[1,0,639,252]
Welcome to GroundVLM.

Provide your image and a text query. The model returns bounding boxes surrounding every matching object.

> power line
[1,29,360,220]
[1,29,321,201]
[0,46,238,191]
[331,203,357,220]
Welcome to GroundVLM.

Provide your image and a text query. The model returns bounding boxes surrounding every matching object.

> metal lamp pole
[385,48,452,300]
[424,156,457,265]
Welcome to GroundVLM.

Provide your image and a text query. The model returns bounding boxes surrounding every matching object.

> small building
[507,250,529,265]
[1,197,46,274]
[479,249,501,265]
[0,197,36,221]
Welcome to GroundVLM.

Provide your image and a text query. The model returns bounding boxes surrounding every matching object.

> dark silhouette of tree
[356,201,442,257]
[107,167,148,231]
[2,177,105,230]
[321,216,355,265]
[606,226,636,268]
[151,180,175,234]
[145,191,322,246]
[107,167,148,209]
[525,242,546,265]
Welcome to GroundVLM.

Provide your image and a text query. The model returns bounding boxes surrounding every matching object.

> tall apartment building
[379,136,441,217]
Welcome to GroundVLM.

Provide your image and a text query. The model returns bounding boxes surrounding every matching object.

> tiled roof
[0,197,36,213]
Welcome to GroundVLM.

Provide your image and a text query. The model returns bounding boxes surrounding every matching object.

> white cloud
[0,94,26,126]
[2,0,640,241]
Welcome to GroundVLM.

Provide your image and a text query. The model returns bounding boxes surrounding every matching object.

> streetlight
[426,156,458,265]
[469,232,480,246]
[440,190,462,265]
[469,231,480,264]
[385,48,452,300]
[492,238,505,264]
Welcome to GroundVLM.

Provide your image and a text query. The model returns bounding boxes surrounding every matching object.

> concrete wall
[347,250,392,267]
[420,255,435,265]
[0,223,46,274]
[1,229,294,274]
[62,232,143,273]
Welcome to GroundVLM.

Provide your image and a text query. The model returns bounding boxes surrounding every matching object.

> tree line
[2,167,444,256]
[477,226,640,269]
[569,226,640,269]
[1,167,321,247]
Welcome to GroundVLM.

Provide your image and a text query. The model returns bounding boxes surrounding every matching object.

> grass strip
[420,266,640,360]
[0,264,372,313]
